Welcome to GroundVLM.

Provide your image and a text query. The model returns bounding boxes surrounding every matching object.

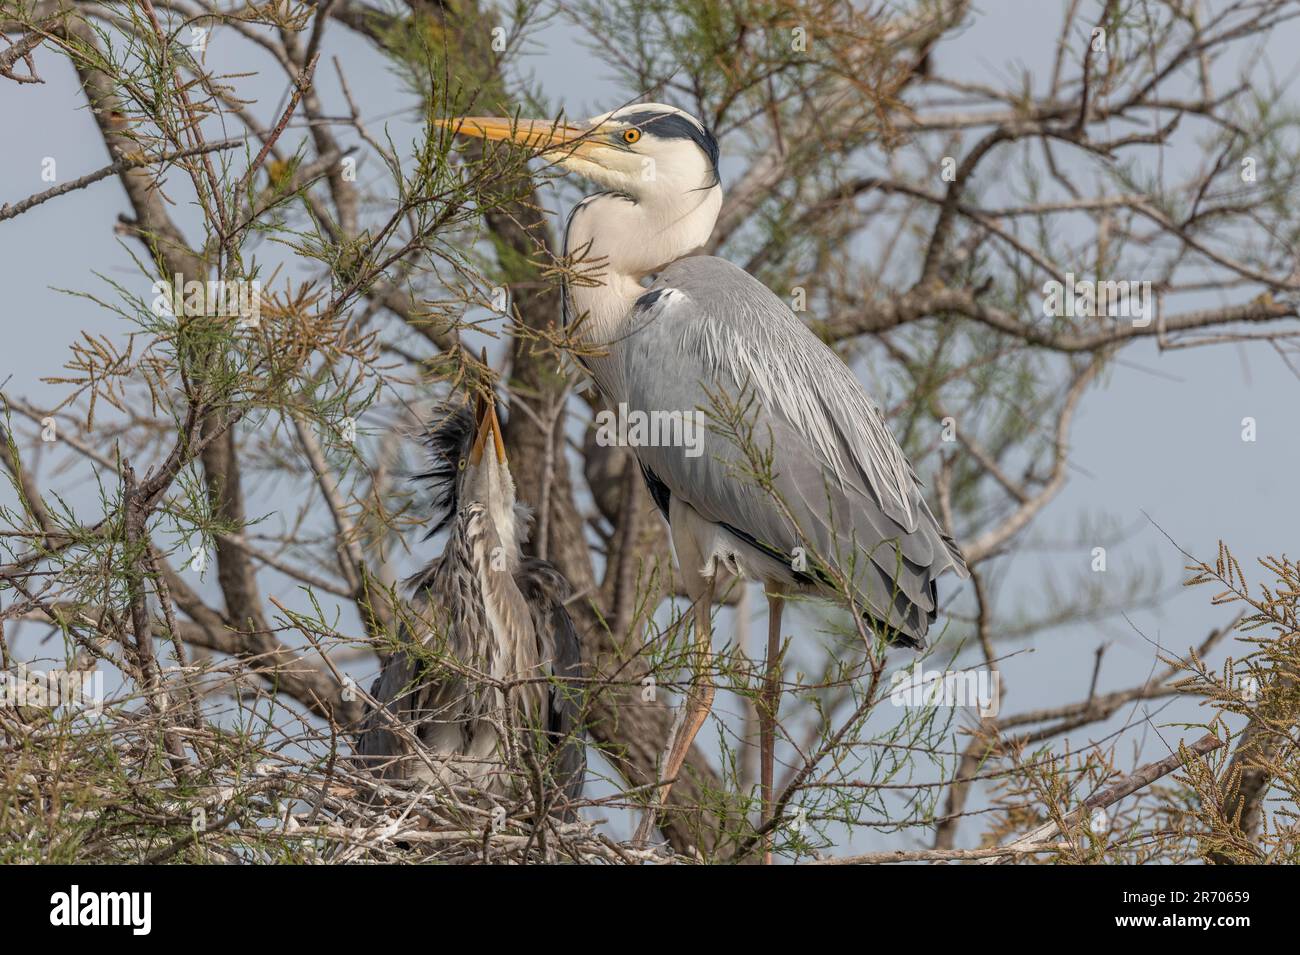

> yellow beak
[436,116,597,159]
[468,391,507,467]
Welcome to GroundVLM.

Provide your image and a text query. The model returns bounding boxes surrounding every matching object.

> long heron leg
[633,574,715,845]
[760,587,785,865]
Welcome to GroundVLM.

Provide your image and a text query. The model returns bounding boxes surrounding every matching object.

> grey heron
[355,392,586,820]
[443,104,967,857]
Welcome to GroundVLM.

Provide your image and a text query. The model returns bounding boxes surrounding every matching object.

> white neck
[563,184,722,392]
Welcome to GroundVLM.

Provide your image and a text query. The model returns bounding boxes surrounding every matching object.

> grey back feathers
[621,255,967,646]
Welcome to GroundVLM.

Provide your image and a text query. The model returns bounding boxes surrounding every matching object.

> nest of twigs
[0,685,681,865]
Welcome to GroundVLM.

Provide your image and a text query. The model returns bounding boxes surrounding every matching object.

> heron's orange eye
[622,128,642,145]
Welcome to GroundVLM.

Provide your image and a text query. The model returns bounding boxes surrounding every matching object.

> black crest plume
[415,398,475,538]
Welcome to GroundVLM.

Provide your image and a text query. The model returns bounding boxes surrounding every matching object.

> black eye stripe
[614,110,720,184]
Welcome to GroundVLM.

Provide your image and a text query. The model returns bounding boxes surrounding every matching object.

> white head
[441,103,724,277]
[547,103,720,201]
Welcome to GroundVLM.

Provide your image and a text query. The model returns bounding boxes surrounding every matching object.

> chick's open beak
[468,392,507,467]
[436,116,598,161]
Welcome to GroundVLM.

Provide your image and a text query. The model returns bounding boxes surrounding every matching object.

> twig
[980,731,1225,864]
[0,139,241,223]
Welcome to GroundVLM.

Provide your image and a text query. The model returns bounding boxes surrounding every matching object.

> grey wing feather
[355,570,462,776]
[624,256,967,642]
[516,557,587,817]
[355,633,427,774]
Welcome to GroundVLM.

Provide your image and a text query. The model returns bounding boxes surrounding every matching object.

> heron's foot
[633,682,716,848]
[632,807,660,847]
[631,705,686,846]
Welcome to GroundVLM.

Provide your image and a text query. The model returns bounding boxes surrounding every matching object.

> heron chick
[355,394,585,819]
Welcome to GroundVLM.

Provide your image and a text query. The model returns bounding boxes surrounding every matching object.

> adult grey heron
[355,393,586,820]
[443,104,967,856]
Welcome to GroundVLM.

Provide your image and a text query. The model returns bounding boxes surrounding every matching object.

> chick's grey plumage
[354,402,585,816]
[623,255,967,645]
